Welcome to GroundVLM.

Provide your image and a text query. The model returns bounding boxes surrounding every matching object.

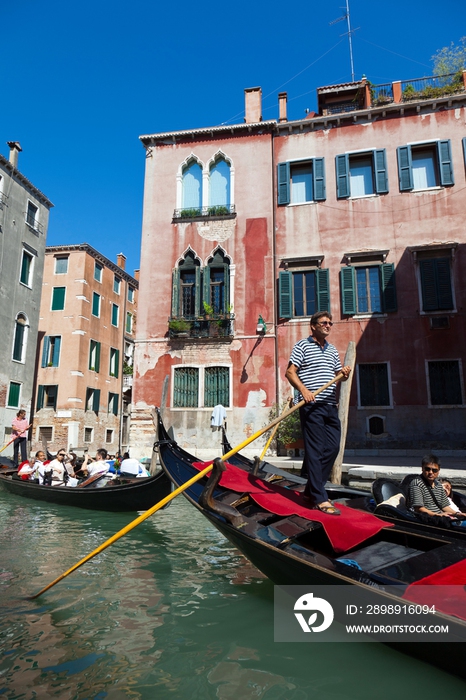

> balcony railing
[173,204,236,221]
[168,315,234,340]
[25,217,44,235]
[371,83,394,106]
[0,191,8,209]
[400,72,465,101]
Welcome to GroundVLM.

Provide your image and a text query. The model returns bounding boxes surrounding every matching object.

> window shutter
[312,158,326,201]
[316,268,330,312]
[223,265,230,311]
[397,146,413,191]
[335,154,350,198]
[436,258,453,309]
[463,137,466,168]
[95,342,101,373]
[41,336,50,367]
[195,266,201,317]
[171,268,180,317]
[114,349,119,378]
[113,393,119,416]
[202,265,210,314]
[278,271,292,318]
[419,259,439,311]
[340,266,356,315]
[51,386,58,411]
[52,337,61,367]
[437,140,454,186]
[36,385,44,410]
[13,321,25,361]
[52,287,66,311]
[374,149,389,194]
[380,263,397,313]
[93,389,100,413]
[277,162,290,205]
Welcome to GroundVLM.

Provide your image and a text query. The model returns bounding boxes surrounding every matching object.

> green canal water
[0,491,465,700]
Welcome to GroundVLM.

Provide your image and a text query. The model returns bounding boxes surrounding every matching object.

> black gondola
[0,468,172,512]
[156,410,466,679]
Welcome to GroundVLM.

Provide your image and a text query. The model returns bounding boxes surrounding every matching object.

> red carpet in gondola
[403,559,466,621]
[193,461,392,553]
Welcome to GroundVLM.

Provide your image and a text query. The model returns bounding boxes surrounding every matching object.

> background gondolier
[11,410,29,465]
[285,311,351,515]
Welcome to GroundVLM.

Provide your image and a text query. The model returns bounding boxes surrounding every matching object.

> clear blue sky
[3,0,464,276]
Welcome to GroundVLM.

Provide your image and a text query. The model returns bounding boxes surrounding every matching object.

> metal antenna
[329,0,359,82]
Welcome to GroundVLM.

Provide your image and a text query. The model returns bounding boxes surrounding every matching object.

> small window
[41,336,61,367]
[51,287,66,311]
[340,264,397,316]
[108,392,119,416]
[109,348,119,378]
[428,360,463,406]
[128,286,134,303]
[368,415,385,436]
[358,364,391,407]
[36,385,58,411]
[278,269,330,319]
[26,201,38,228]
[277,159,326,205]
[7,381,21,408]
[20,251,33,287]
[38,426,53,442]
[55,256,68,274]
[106,429,113,444]
[94,262,103,282]
[12,314,28,362]
[92,292,101,317]
[114,276,121,294]
[85,388,100,413]
[336,150,388,198]
[111,303,119,327]
[174,367,199,407]
[126,312,133,334]
[397,141,454,191]
[84,427,93,442]
[89,340,101,372]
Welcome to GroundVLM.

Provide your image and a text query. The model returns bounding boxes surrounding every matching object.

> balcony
[400,72,465,102]
[172,204,236,222]
[123,375,133,388]
[168,315,234,340]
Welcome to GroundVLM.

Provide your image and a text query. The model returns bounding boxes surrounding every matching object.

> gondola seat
[372,478,419,522]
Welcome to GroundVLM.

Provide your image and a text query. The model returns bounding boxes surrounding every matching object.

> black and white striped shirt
[289,336,342,404]
[408,477,449,513]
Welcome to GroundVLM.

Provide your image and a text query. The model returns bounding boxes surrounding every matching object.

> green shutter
[312,158,326,201]
[8,382,20,408]
[316,268,330,313]
[89,341,93,370]
[278,271,292,319]
[277,162,290,205]
[52,287,66,311]
[397,146,413,191]
[41,336,50,367]
[36,385,44,410]
[114,349,119,378]
[336,154,350,198]
[437,140,454,186]
[195,265,201,317]
[340,266,356,315]
[419,259,438,311]
[380,263,397,313]
[172,268,180,316]
[52,337,61,367]
[173,367,199,407]
[20,253,31,285]
[224,264,230,311]
[95,342,101,373]
[92,292,100,316]
[93,389,100,413]
[113,393,119,416]
[204,367,229,407]
[13,321,25,361]
[51,385,58,411]
[202,266,210,313]
[374,149,389,194]
[436,258,453,309]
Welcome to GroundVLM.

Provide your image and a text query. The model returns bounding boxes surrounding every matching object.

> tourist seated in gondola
[47,449,68,486]
[120,455,149,478]
[408,455,465,525]
[80,448,113,483]
[439,478,466,514]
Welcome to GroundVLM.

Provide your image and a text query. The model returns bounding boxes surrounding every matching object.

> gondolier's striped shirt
[408,477,450,514]
[289,336,342,404]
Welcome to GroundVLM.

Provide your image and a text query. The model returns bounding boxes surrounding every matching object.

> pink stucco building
[132,73,466,457]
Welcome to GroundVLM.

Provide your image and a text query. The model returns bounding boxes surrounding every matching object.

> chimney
[7,141,22,168]
[244,87,262,124]
[117,253,126,270]
[278,92,288,123]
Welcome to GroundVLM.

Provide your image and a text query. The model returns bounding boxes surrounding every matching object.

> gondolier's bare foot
[314,502,341,515]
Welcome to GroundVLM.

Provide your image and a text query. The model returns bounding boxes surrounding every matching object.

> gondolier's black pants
[13,437,27,465]
[299,402,340,505]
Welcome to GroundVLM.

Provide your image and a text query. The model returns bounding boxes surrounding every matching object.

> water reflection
[0,493,465,699]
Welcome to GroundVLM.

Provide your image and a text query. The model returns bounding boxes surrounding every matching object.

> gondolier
[285,311,351,515]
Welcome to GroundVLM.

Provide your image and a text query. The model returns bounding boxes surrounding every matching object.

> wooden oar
[29,462,215,599]
[222,372,345,463]
[0,424,32,454]
[259,399,293,461]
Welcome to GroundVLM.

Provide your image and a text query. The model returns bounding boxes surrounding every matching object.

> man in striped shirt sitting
[285,311,351,515]
[408,455,459,518]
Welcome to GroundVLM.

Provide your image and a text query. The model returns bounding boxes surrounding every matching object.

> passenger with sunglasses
[48,449,68,486]
[408,455,459,518]
[285,311,351,515]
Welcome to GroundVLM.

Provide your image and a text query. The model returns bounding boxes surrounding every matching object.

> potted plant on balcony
[203,301,214,319]
[168,319,191,337]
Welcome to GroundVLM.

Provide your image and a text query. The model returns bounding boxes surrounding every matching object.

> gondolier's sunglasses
[316,321,333,327]
[423,466,439,473]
